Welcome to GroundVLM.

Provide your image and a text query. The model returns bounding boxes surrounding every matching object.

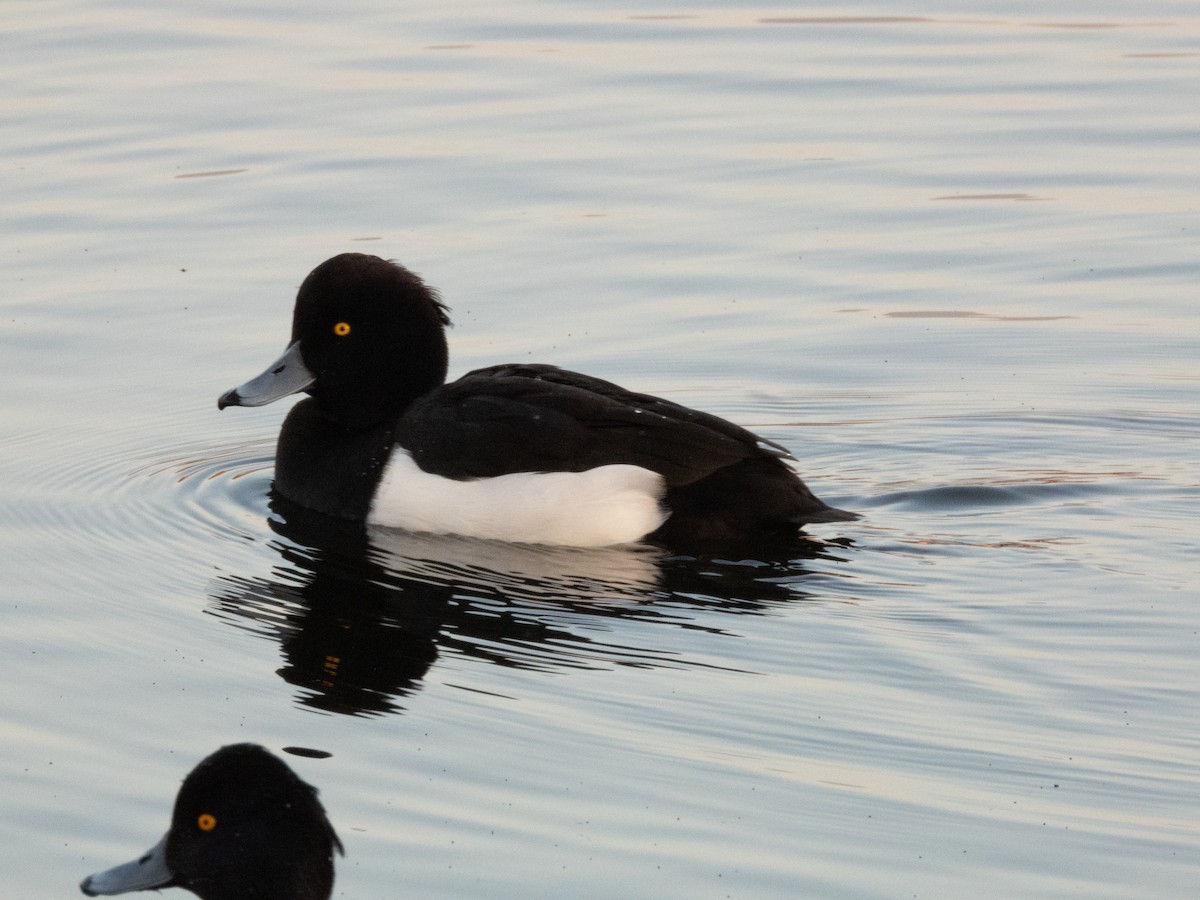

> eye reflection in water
[206,492,853,717]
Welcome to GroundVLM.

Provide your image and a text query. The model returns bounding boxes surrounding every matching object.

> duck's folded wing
[396,364,786,485]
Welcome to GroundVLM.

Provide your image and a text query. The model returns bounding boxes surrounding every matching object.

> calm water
[3,1,1198,897]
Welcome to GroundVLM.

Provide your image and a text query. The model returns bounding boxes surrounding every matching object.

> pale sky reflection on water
[1,2,1198,898]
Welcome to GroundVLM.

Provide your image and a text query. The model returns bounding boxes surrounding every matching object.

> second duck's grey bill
[80,834,175,896]
[218,341,315,409]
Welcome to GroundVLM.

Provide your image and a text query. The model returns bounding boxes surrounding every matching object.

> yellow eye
[333,321,351,336]
[197,813,217,832]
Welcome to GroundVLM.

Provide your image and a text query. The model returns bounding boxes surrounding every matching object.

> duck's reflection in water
[208,494,852,717]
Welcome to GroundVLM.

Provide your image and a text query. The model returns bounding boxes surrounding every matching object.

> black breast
[275,398,396,520]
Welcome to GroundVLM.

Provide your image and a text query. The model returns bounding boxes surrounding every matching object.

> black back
[397,363,790,485]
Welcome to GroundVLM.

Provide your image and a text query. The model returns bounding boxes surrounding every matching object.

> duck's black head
[293,254,451,421]
[166,744,342,900]
[81,743,343,900]
[220,253,452,430]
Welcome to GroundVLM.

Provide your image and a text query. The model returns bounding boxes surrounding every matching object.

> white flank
[368,449,668,547]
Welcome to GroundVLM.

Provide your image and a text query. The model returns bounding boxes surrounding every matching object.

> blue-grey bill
[80,834,173,896]
[218,340,315,409]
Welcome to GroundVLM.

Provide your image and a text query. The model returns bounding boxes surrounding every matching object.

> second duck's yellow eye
[333,321,351,336]
[197,813,217,832]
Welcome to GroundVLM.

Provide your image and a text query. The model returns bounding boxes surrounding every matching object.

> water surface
[2,2,1198,897]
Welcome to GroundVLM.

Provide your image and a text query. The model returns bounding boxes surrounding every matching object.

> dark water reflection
[208,494,851,716]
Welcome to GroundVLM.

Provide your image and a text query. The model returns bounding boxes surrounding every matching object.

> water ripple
[125,438,276,541]
[2,423,278,563]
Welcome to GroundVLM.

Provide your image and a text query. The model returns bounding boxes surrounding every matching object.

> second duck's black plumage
[80,743,342,900]
[218,253,855,548]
